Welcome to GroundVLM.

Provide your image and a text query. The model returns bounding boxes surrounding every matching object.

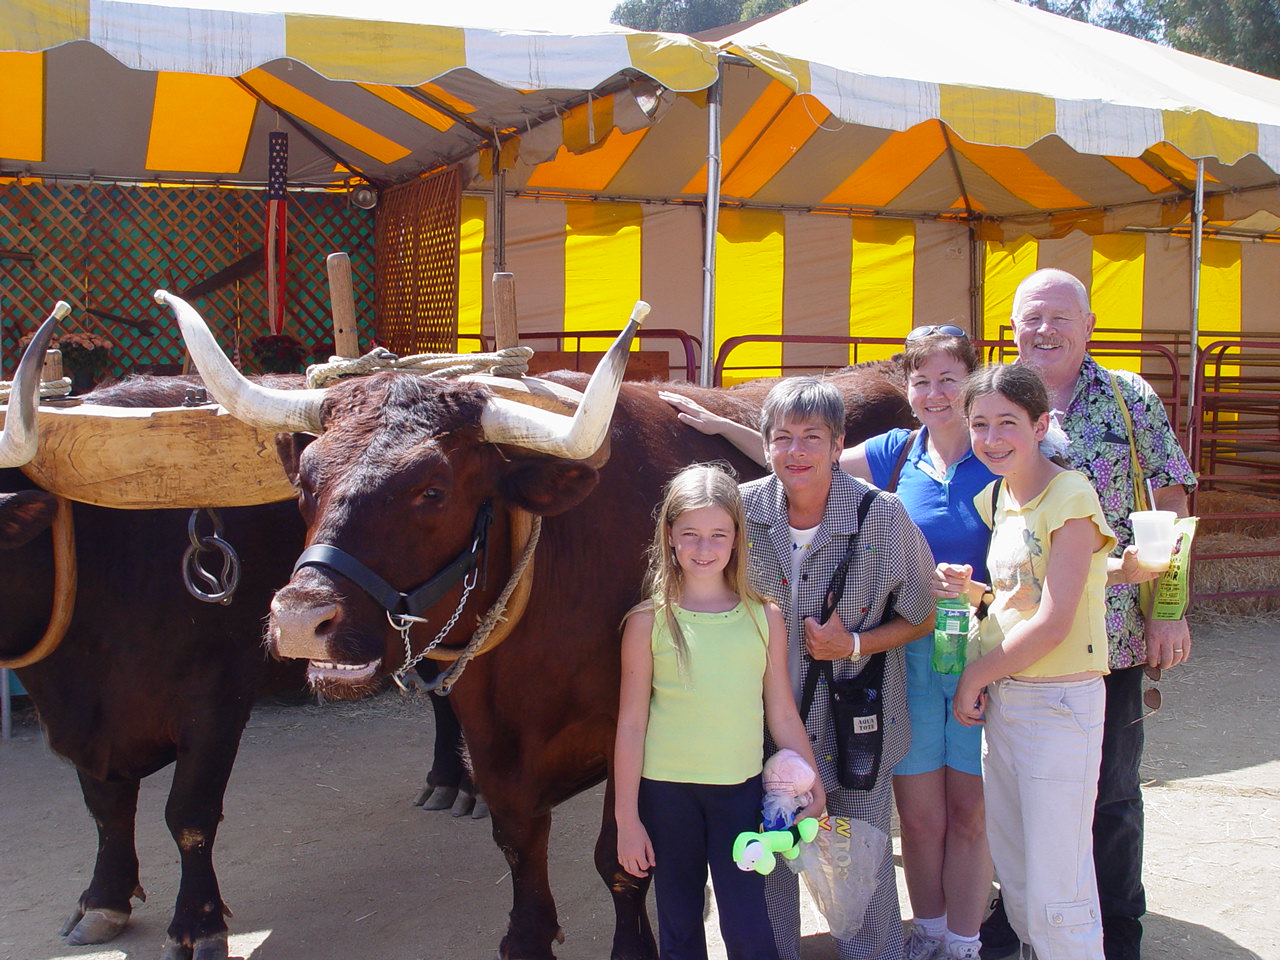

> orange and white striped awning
[0,0,718,188]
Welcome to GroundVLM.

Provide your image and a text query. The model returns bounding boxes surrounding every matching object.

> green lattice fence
[0,182,375,381]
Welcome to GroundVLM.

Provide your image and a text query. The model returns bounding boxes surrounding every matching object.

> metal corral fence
[711,332,1280,612]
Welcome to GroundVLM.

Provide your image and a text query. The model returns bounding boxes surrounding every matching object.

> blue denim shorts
[893,634,983,777]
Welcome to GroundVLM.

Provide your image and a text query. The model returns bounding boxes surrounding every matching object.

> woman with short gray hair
[739,376,935,960]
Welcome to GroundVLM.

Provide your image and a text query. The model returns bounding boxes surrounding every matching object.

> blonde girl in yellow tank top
[614,464,823,960]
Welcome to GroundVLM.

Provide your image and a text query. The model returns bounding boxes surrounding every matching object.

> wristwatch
[977,590,996,620]
[850,631,862,660]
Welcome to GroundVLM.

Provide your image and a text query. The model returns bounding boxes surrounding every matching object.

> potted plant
[18,329,116,394]
[249,333,308,374]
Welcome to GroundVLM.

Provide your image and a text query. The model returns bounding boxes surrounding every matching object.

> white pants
[984,677,1105,960]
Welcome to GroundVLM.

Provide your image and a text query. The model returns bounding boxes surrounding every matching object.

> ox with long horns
[2,317,308,960]
[161,290,912,959]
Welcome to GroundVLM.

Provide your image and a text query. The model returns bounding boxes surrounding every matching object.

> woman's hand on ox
[658,391,731,436]
[616,816,655,878]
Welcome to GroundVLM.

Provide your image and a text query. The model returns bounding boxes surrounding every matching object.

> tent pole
[699,67,723,388]
[493,151,507,274]
[1187,158,1204,437]
[969,222,983,341]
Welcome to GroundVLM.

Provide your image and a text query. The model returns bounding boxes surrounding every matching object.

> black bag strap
[990,477,1002,519]
[799,487,881,723]
[884,429,919,495]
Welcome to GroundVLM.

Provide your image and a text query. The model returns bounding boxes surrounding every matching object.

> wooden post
[492,272,518,352]
[42,348,63,383]
[326,252,360,359]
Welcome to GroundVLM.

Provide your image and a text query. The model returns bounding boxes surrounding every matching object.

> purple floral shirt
[1059,355,1197,669]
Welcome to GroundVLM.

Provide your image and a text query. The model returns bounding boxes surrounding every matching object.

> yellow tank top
[642,597,769,785]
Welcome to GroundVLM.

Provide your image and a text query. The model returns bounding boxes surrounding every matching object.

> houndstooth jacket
[741,469,935,790]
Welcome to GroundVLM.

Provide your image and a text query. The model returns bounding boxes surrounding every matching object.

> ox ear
[0,490,59,549]
[499,458,599,517]
[275,433,318,485]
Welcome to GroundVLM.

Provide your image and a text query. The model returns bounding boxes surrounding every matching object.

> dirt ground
[2,615,1276,960]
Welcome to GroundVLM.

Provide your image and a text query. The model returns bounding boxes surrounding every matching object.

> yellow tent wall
[459,195,1280,380]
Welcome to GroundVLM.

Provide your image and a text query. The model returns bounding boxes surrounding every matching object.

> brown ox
[161,292,910,959]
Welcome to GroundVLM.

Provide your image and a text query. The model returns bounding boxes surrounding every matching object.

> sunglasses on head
[906,324,968,342]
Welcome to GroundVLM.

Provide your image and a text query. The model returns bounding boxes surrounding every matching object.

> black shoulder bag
[798,486,886,791]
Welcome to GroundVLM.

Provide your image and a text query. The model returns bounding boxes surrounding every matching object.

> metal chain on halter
[431,515,542,696]
[182,508,241,604]
[388,565,480,685]
[305,345,535,388]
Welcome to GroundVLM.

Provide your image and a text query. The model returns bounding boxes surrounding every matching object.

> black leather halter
[292,501,494,618]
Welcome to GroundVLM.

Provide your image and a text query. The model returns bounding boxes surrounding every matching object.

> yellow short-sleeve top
[976,471,1117,678]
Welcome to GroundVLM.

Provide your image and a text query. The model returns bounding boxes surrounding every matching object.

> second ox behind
[159,290,912,960]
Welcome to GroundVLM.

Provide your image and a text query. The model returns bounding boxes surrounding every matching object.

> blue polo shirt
[863,427,993,585]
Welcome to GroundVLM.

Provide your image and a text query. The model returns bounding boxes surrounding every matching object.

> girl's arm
[658,391,873,482]
[956,516,1106,711]
[761,603,826,821]
[614,608,656,878]
[1106,545,1162,586]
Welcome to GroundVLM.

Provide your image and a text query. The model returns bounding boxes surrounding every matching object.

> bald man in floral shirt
[980,269,1196,960]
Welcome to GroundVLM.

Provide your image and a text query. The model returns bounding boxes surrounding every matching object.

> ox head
[158,291,644,698]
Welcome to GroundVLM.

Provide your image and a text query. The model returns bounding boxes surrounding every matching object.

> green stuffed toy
[732,817,820,875]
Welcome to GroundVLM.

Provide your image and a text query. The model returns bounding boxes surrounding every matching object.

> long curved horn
[0,301,70,468]
[480,301,648,459]
[155,290,326,434]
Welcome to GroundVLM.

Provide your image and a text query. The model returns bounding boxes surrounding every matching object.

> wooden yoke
[3,404,295,509]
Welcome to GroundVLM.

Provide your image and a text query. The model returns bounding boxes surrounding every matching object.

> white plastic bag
[789,814,888,941]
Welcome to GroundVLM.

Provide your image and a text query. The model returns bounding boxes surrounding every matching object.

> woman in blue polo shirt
[849,327,993,960]
[662,325,994,960]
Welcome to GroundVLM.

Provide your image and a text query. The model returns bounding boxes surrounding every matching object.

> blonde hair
[639,463,766,676]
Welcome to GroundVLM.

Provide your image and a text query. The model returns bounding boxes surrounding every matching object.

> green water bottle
[932,596,969,675]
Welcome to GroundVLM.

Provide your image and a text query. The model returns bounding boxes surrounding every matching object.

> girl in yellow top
[935,364,1116,960]
[614,464,823,960]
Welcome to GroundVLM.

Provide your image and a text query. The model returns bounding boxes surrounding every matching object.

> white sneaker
[904,927,945,960]
[945,941,983,960]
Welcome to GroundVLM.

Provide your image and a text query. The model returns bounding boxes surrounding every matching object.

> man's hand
[1146,615,1191,669]
[804,609,856,661]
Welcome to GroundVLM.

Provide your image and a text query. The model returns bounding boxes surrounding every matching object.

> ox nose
[270,597,338,661]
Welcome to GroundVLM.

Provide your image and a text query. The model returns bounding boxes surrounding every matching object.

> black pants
[1093,666,1146,959]
[639,776,779,960]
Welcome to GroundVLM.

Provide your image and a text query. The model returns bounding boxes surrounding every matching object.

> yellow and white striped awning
[0,0,718,187]
[494,0,1280,241]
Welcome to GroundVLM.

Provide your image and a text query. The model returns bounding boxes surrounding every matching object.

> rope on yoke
[306,345,535,388]
[430,514,542,696]
[0,378,73,403]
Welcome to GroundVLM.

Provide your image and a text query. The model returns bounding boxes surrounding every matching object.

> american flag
[265,131,288,335]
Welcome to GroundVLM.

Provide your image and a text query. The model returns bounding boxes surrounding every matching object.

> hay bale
[1196,491,1280,539]
[1192,531,1280,617]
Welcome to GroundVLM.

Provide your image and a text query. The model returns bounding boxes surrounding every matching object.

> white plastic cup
[1130,510,1176,572]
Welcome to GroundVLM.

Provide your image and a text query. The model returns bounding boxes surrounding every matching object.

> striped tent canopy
[499,0,1280,241]
[0,0,719,188]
